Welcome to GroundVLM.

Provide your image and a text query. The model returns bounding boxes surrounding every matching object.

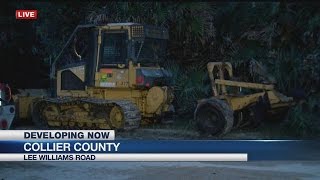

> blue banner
[0,140,319,161]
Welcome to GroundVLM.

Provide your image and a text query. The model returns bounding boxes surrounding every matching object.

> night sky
[0,2,49,90]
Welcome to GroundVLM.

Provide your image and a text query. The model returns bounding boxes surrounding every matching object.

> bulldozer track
[32,97,141,130]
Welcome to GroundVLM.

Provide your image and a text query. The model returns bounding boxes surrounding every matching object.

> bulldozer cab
[52,23,171,96]
[97,23,168,67]
[55,23,168,66]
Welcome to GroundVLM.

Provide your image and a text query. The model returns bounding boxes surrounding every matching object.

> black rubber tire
[194,98,234,136]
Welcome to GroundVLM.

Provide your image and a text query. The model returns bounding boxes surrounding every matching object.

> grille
[131,26,144,38]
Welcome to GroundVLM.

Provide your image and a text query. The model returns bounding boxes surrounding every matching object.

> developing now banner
[0,130,246,161]
[0,130,318,161]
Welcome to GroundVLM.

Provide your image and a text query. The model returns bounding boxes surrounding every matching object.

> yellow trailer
[194,62,294,136]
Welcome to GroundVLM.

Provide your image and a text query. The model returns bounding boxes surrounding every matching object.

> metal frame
[206,62,293,111]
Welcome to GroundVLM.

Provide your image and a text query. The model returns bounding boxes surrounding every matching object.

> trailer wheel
[194,98,234,136]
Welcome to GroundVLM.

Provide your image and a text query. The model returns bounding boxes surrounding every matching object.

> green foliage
[284,97,320,137]
[30,2,88,65]
[269,49,303,92]
[164,61,210,116]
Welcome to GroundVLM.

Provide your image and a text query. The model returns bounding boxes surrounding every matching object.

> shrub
[284,96,320,137]
[164,61,211,118]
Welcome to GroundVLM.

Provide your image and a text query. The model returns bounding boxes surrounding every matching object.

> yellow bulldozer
[194,62,294,136]
[15,23,174,130]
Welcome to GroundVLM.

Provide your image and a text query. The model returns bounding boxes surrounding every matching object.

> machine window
[61,70,85,90]
[101,32,127,65]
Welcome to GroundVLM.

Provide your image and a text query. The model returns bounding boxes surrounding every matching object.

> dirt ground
[0,161,319,180]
